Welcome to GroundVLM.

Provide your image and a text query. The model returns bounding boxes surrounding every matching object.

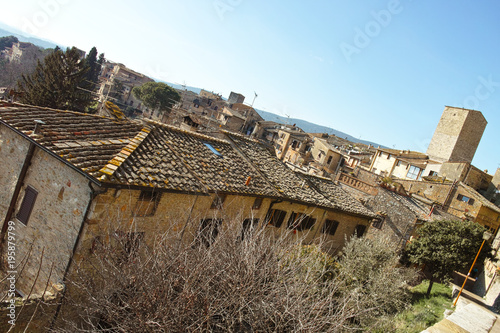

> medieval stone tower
[426,106,487,163]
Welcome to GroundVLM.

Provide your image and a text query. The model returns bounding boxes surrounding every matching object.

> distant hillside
[0,24,61,49]
[256,110,382,147]
[163,81,202,95]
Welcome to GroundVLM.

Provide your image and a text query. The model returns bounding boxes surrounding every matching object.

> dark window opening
[287,212,316,231]
[133,191,161,217]
[252,197,263,210]
[241,218,259,240]
[16,186,38,225]
[354,224,367,237]
[115,231,144,255]
[198,218,223,246]
[327,156,333,165]
[265,209,287,228]
[210,194,226,209]
[322,219,339,236]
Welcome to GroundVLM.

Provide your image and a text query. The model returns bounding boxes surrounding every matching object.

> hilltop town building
[0,102,375,296]
[426,106,487,164]
[228,91,245,104]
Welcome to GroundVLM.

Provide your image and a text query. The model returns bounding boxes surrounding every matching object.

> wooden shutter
[17,186,38,225]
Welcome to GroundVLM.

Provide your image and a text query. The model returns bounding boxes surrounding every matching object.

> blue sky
[1,1,499,173]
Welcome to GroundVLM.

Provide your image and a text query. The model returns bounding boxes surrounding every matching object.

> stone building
[227,91,245,104]
[0,102,375,296]
[426,106,487,164]
[396,179,500,234]
[365,188,458,248]
[368,106,491,186]
[368,148,431,180]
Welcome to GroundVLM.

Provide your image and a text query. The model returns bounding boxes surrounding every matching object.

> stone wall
[0,126,91,296]
[77,188,372,260]
[0,125,31,222]
[426,107,486,163]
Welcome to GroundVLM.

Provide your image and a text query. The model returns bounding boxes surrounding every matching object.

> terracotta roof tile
[225,133,334,208]
[0,104,143,177]
[107,124,279,196]
[298,173,376,218]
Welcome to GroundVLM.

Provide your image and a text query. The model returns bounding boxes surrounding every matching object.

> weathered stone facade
[426,106,487,163]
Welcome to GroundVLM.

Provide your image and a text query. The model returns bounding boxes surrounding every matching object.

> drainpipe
[0,142,36,252]
[442,180,457,209]
[50,181,106,328]
[265,198,283,223]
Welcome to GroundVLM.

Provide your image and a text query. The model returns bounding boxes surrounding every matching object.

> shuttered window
[16,186,38,225]
[322,220,339,236]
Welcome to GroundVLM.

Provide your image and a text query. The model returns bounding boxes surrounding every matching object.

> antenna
[251,91,258,107]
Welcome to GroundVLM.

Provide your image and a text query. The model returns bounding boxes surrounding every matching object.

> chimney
[34,119,45,134]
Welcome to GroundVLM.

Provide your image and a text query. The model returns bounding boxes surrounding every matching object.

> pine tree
[17,47,92,112]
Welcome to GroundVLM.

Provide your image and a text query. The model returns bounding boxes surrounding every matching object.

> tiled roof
[0,104,143,176]
[460,182,500,214]
[225,133,336,209]
[0,104,375,218]
[299,173,376,218]
[104,122,280,196]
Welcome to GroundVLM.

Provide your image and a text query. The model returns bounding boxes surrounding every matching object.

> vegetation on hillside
[0,36,52,88]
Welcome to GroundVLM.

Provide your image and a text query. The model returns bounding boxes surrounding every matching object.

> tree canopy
[132,81,180,116]
[17,46,101,112]
[404,219,492,295]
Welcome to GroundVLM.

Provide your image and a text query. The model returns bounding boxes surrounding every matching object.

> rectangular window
[287,212,316,231]
[241,218,259,240]
[16,186,38,225]
[265,209,287,228]
[198,218,223,246]
[114,231,145,256]
[321,219,339,236]
[133,191,161,217]
[252,197,263,210]
[210,194,226,209]
[354,224,367,237]
[406,165,421,180]
[457,194,475,205]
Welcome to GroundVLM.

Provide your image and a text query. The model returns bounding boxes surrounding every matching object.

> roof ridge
[97,125,153,180]
[0,102,132,122]
[144,119,229,144]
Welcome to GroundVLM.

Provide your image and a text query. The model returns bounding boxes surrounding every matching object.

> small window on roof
[204,143,222,157]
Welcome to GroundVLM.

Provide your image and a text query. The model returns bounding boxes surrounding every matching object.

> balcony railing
[337,173,378,195]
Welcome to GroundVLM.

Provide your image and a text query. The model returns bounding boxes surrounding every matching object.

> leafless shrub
[52,220,416,332]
